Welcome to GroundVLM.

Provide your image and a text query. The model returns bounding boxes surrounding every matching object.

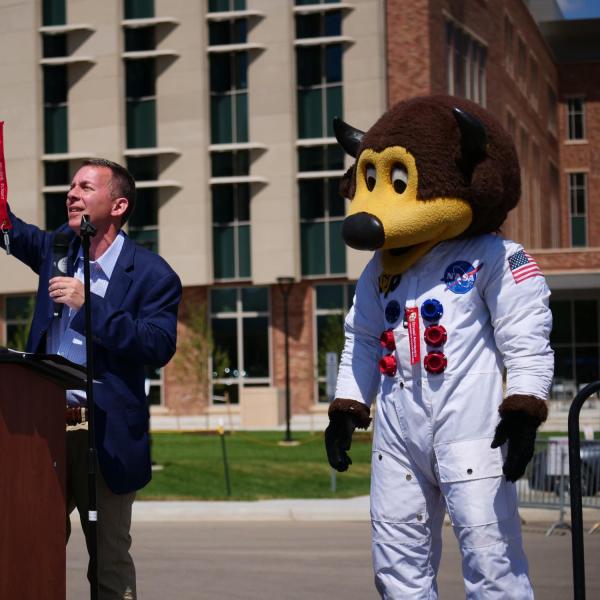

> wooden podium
[0,351,86,600]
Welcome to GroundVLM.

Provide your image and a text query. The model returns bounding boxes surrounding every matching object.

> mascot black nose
[342,212,385,250]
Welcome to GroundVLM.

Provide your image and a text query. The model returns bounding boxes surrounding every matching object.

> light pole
[276,276,294,443]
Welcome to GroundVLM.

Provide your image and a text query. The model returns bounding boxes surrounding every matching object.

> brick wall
[163,285,209,414]
[558,62,600,250]
[535,248,600,272]
[386,0,562,251]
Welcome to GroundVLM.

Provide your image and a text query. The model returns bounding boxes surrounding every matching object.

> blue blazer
[3,210,182,494]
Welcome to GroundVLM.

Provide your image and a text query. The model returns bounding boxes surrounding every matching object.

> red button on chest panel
[379,329,396,351]
[424,325,447,347]
[379,354,397,377]
[424,351,447,374]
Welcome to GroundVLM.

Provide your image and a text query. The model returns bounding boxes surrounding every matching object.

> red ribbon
[0,121,11,230]
[406,307,421,365]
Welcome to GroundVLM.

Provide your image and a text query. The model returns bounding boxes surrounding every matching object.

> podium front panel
[0,363,66,600]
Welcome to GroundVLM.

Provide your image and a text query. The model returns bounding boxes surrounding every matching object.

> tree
[317,313,345,377]
[6,297,34,351]
[175,302,228,408]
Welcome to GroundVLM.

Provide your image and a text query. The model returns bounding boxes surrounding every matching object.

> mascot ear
[452,107,487,177]
[333,117,364,158]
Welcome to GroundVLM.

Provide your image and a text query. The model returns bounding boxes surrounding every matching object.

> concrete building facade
[0,0,598,430]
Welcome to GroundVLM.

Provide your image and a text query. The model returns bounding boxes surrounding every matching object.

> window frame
[445,19,487,106]
[210,286,271,405]
[567,97,586,141]
[211,182,251,281]
[312,282,355,404]
[568,171,588,247]
[4,295,34,351]
[299,175,347,278]
[550,296,600,395]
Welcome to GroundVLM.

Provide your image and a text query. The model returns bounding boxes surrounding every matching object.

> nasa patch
[441,261,482,295]
[385,300,401,324]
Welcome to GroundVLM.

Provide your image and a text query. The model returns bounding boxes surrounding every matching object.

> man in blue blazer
[2,158,182,599]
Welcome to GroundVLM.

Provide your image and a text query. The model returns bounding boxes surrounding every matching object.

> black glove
[325,399,371,472]
[491,412,539,482]
[325,412,357,472]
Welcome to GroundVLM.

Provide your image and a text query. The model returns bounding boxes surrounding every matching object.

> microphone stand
[80,214,98,600]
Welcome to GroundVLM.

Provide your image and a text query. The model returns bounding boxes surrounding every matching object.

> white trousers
[371,399,533,598]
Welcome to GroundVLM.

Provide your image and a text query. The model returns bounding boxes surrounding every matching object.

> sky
[557,0,600,19]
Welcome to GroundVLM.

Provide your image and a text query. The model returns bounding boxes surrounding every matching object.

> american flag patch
[508,250,543,284]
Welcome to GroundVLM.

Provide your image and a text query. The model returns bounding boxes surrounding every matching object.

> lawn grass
[140,430,594,501]
[140,431,373,501]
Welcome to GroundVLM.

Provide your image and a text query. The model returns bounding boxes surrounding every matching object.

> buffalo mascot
[325,95,554,599]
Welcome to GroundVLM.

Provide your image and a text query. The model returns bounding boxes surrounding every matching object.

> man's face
[66,165,127,234]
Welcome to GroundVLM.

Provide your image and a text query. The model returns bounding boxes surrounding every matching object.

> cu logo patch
[441,261,482,295]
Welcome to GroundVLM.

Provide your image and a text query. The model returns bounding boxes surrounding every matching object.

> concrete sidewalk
[128,496,600,525]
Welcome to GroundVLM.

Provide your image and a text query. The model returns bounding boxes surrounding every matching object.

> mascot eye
[365,164,376,191]
[391,164,408,194]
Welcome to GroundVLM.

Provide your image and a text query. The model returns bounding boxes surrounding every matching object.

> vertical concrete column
[247,0,298,285]
[0,0,42,291]
[155,0,211,285]
[343,0,387,281]
[68,0,123,162]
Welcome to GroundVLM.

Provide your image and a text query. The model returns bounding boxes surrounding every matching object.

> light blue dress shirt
[47,231,125,405]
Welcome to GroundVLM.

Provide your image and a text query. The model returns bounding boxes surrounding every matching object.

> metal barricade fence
[517,438,600,534]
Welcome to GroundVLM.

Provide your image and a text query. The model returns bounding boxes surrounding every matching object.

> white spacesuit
[335,234,554,599]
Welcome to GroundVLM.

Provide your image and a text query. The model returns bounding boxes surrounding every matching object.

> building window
[549,162,561,248]
[43,34,67,58]
[43,0,66,26]
[528,56,538,108]
[124,0,154,19]
[44,161,69,230]
[298,144,344,172]
[295,3,343,140]
[212,184,251,280]
[211,150,250,177]
[209,0,246,11]
[4,295,34,351]
[569,172,587,247]
[506,110,516,142]
[125,59,157,148]
[445,21,486,105]
[296,0,340,4]
[519,126,529,201]
[314,283,355,403]
[207,9,250,146]
[125,158,159,252]
[128,188,159,253]
[43,65,68,154]
[547,85,558,136]
[209,52,248,144]
[125,26,155,52]
[530,141,541,247]
[551,299,599,394]
[503,16,514,75]
[299,178,345,277]
[517,36,527,88]
[209,18,247,45]
[210,286,270,405]
[211,150,251,280]
[567,98,585,140]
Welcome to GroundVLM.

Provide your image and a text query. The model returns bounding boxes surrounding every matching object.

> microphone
[51,233,70,318]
